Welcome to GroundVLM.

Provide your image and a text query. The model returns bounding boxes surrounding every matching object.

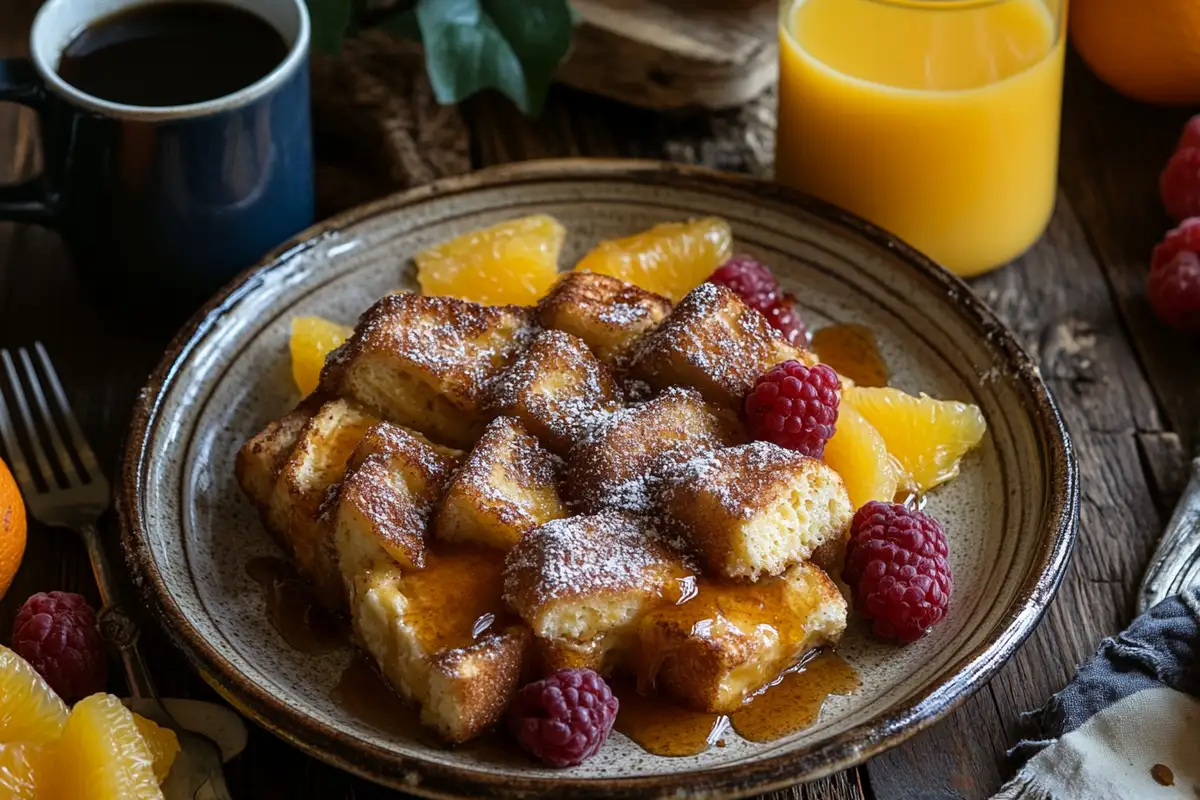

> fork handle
[80,521,158,699]
[1138,456,1200,615]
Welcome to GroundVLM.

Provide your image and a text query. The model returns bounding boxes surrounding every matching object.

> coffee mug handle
[0,58,59,226]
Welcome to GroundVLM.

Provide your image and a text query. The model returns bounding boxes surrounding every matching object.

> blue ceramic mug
[0,0,314,319]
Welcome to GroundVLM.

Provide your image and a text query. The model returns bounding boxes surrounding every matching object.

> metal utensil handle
[81,521,157,699]
[1138,455,1200,615]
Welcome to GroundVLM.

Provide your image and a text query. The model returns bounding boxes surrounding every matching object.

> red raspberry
[744,361,840,458]
[764,295,808,346]
[1151,217,1200,271]
[842,502,952,643]
[1178,115,1200,152]
[509,668,618,767]
[709,257,808,346]
[11,591,107,703]
[1160,147,1200,221]
[708,256,782,313]
[1148,250,1200,333]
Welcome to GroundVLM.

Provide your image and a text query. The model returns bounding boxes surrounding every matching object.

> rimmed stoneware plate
[120,160,1077,799]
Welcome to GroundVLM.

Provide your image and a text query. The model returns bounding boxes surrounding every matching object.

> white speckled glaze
[120,161,1077,799]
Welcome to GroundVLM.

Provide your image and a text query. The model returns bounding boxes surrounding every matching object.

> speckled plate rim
[118,159,1079,799]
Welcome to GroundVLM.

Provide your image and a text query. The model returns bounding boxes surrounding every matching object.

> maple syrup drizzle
[730,652,860,742]
[245,557,346,654]
[615,652,858,757]
[811,323,889,387]
[331,655,433,743]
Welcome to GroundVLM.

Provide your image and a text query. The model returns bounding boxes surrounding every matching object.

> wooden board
[559,0,780,110]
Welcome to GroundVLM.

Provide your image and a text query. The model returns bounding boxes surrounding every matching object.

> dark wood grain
[2,4,1197,799]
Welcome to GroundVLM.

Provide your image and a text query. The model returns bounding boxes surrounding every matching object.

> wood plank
[1058,52,1200,451]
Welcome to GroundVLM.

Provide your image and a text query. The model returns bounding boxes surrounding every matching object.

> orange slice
[573,218,733,302]
[0,645,68,744]
[415,214,566,305]
[40,694,161,800]
[843,386,986,493]
[0,743,47,800]
[822,404,903,508]
[133,714,180,783]
[290,316,352,397]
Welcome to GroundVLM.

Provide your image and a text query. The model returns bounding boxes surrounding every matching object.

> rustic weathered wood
[561,0,779,111]
[2,3,1198,798]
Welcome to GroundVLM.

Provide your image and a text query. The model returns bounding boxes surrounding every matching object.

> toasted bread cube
[319,292,534,447]
[334,422,460,581]
[503,511,693,644]
[235,406,312,531]
[434,417,565,551]
[267,399,378,607]
[629,283,816,409]
[566,386,745,513]
[636,562,847,713]
[350,545,525,743]
[487,330,622,456]
[660,442,853,580]
[536,272,672,366]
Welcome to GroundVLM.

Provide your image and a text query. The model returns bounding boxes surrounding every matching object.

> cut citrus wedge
[415,214,566,306]
[133,713,180,783]
[843,386,987,493]
[290,316,352,397]
[822,404,903,508]
[40,693,162,800]
[0,743,47,800]
[573,217,733,302]
[0,644,68,744]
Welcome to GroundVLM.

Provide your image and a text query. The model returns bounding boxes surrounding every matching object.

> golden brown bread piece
[486,329,622,456]
[434,416,566,552]
[333,422,460,576]
[565,386,745,514]
[262,398,378,608]
[628,282,816,410]
[636,561,848,713]
[350,545,527,743]
[234,406,312,557]
[535,272,672,367]
[318,292,535,447]
[502,511,693,644]
[659,442,853,581]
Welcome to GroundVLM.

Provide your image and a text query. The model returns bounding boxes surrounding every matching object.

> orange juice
[776,0,1066,277]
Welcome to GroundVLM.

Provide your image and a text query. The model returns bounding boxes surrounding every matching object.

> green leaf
[307,0,354,54]
[415,0,575,115]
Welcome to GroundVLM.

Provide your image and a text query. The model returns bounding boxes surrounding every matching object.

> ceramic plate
[119,160,1077,799]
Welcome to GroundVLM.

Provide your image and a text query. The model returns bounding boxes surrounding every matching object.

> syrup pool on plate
[811,323,889,387]
[246,556,346,654]
[776,0,1066,276]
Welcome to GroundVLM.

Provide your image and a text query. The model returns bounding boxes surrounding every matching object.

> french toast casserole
[237,217,984,761]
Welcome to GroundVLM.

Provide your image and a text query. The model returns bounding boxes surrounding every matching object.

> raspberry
[709,257,808,346]
[11,591,107,703]
[841,502,952,643]
[708,256,782,313]
[1160,147,1200,221]
[1178,115,1200,152]
[744,360,840,458]
[1148,250,1200,333]
[508,668,618,767]
[1151,217,1200,272]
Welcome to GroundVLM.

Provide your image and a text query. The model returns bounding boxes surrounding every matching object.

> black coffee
[57,3,289,107]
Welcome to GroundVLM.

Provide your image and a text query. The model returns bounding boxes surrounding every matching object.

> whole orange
[0,457,27,600]
[1071,0,1200,106]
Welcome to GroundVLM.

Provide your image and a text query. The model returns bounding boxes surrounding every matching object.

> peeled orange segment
[822,404,902,508]
[290,316,352,397]
[0,645,68,744]
[573,217,733,302]
[415,214,566,306]
[0,743,47,800]
[41,693,162,800]
[133,714,180,783]
[843,386,987,493]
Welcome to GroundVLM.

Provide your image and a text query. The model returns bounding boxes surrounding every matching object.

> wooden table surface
[1,3,1196,798]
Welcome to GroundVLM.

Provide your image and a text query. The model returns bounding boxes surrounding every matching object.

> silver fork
[0,343,233,800]
[1138,431,1200,613]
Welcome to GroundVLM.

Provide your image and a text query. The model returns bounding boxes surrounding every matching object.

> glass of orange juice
[776,0,1067,277]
